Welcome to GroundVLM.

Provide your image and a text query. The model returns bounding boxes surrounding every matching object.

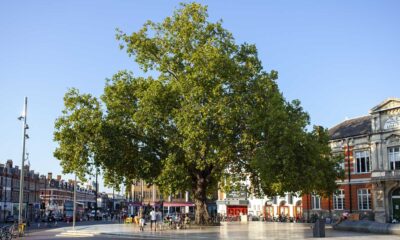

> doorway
[392,188,400,221]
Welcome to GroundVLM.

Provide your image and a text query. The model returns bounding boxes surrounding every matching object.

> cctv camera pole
[18,97,28,229]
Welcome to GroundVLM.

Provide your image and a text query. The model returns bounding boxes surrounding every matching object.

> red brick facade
[302,145,373,219]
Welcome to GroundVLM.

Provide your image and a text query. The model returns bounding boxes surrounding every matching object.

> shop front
[217,199,249,220]
[227,205,248,216]
[163,202,194,216]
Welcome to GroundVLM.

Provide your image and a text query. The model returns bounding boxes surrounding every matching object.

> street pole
[43,175,47,218]
[141,180,144,207]
[95,168,98,220]
[27,171,30,222]
[347,139,353,213]
[307,194,310,222]
[73,175,77,231]
[3,169,7,222]
[18,97,28,228]
[112,187,115,213]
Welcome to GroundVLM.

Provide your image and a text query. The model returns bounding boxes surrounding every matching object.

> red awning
[163,202,195,207]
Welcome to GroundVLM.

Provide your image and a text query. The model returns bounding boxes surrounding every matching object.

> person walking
[139,212,145,232]
[156,208,162,231]
[150,208,157,231]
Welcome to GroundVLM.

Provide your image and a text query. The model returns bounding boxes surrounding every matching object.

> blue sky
[1,0,399,191]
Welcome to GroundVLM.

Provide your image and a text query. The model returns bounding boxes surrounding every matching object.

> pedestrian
[150,208,157,231]
[35,213,40,228]
[156,208,162,231]
[184,214,190,229]
[139,212,145,232]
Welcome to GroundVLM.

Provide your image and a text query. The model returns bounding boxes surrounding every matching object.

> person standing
[150,208,157,231]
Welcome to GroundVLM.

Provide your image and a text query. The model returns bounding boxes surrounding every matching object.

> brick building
[0,160,42,222]
[40,172,96,217]
[0,159,97,222]
[302,98,400,223]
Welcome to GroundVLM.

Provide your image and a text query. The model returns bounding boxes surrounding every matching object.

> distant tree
[53,88,103,181]
[54,3,341,225]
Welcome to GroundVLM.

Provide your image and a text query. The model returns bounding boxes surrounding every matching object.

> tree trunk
[194,175,210,225]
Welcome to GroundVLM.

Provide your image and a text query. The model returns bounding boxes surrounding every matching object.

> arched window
[392,188,400,197]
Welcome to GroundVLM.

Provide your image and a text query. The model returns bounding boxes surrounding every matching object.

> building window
[287,194,293,205]
[333,189,345,210]
[355,151,370,173]
[357,189,371,210]
[311,194,320,210]
[339,160,345,171]
[389,147,400,170]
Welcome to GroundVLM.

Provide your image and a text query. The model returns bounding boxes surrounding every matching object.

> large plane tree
[54,3,341,225]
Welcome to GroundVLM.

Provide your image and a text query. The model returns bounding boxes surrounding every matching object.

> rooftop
[329,115,371,140]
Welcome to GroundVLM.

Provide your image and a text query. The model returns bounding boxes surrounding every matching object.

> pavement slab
[24,222,400,239]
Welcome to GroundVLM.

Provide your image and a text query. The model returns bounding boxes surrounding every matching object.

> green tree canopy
[54,3,341,224]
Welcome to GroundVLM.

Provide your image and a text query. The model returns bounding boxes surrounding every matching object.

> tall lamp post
[3,167,7,222]
[347,139,353,213]
[73,175,77,231]
[95,168,98,221]
[18,97,29,229]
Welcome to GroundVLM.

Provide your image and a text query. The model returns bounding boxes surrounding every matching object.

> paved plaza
[24,222,400,239]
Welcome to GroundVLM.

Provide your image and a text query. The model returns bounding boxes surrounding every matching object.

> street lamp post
[95,168,98,221]
[3,168,7,222]
[347,139,353,213]
[18,97,28,228]
[73,175,77,231]
[112,186,115,214]
[42,175,47,218]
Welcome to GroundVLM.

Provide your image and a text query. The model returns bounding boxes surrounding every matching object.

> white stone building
[321,98,400,223]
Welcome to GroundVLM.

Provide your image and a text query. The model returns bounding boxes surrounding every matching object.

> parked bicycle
[0,224,16,240]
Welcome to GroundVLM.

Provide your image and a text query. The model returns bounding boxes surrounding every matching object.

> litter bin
[313,218,325,237]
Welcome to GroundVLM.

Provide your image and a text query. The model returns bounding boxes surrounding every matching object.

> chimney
[57,175,62,181]
[48,172,53,180]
